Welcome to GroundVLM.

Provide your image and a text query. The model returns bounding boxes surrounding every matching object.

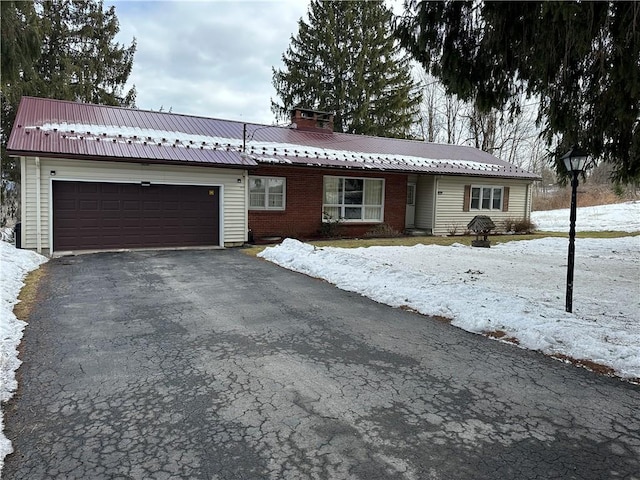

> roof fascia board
[6,150,257,170]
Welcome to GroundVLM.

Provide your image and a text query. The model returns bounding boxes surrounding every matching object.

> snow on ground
[260,203,640,380]
[532,200,640,232]
[0,202,637,474]
[0,241,47,474]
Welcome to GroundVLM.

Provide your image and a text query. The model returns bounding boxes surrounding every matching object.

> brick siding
[248,165,407,240]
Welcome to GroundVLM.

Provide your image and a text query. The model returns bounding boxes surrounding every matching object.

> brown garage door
[53,181,220,251]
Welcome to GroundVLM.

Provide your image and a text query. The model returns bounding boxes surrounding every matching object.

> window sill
[325,220,383,225]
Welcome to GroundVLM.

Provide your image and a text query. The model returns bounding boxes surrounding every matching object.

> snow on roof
[7,97,539,179]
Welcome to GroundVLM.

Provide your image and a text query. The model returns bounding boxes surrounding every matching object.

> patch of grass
[550,353,619,378]
[240,231,639,257]
[484,330,520,345]
[14,265,47,320]
[241,245,269,257]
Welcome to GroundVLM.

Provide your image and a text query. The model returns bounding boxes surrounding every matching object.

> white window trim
[322,175,385,223]
[249,176,286,211]
[471,185,504,211]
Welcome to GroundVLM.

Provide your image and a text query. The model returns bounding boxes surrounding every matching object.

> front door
[405,183,416,228]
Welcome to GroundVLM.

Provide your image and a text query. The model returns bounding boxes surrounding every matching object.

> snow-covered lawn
[260,202,640,380]
[532,200,640,232]
[0,241,47,474]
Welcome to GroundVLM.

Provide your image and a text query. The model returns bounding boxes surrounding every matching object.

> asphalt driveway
[4,249,640,480]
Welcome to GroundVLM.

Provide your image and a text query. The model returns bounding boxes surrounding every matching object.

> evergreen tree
[272,0,421,139]
[34,0,136,106]
[396,1,640,182]
[1,1,41,104]
[1,0,41,225]
[0,0,136,225]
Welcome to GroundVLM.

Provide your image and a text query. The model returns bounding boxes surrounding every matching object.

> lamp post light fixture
[561,146,589,313]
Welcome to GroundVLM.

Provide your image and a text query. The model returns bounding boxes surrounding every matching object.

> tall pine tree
[34,0,136,106]
[1,0,136,225]
[272,0,421,139]
[396,1,640,182]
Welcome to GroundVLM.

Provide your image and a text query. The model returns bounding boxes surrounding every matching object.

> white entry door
[405,183,416,228]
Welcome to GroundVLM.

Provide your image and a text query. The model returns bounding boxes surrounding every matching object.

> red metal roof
[7,97,256,169]
[7,97,539,179]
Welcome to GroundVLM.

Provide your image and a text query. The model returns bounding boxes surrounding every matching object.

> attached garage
[52,181,220,251]
[8,98,257,254]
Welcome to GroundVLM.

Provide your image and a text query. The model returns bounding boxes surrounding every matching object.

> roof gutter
[5,150,259,171]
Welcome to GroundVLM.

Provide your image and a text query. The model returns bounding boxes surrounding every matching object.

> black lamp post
[561,146,588,313]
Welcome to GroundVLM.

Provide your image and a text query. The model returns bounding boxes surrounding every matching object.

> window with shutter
[468,185,505,211]
[463,185,471,211]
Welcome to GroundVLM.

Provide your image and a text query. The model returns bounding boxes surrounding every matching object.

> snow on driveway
[260,202,640,380]
[0,242,47,474]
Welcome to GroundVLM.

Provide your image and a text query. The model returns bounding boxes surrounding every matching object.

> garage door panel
[76,217,100,226]
[101,200,121,210]
[123,200,140,210]
[117,234,145,245]
[121,218,142,227]
[143,201,161,210]
[53,181,220,251]
[101,220,122,229]
[55,221,77,230]
[77,183,98,193]
[79,200,99,210]
[55,199,77,210]
[100,183,121,194]
[162,218,182,228]
[163,201,180,211]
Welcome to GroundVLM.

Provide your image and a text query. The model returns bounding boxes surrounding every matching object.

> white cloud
[107,0,309,123]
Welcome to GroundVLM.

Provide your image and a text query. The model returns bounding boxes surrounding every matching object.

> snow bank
[259,236,640,379]
[0,241,47,474]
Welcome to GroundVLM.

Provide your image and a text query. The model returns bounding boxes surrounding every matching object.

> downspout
[35,157,42,253]
[20,157,26,248]
[244,170,250,243]
[432,177,438,234]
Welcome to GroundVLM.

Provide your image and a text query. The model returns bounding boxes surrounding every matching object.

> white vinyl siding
[431,176,531,236]
[21,157,248,251]
[414,175,436,232]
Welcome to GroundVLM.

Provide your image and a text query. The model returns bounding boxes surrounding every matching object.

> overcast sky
[107,1,405,126]
[105,1,314,125]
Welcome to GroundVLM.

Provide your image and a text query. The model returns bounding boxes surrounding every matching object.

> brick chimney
[290,108,334,133]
